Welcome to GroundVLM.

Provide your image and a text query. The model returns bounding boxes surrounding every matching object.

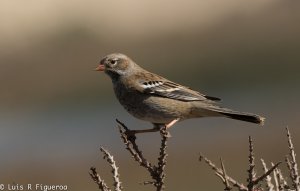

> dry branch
[89,122,299,191]
[156,127,169,190]
[286,127,300,190]
[247,136,256,190]
[89,167,111,191]
[271,163,279,191]
[220,158,232,191]
[100,147,122,191]
[261,159,274,191]
[199,154,248,191]
[200,136,281,191]
[116,119,169,191]
[89,147,122,191]
[253,162,281,188]
[116,119,155,172]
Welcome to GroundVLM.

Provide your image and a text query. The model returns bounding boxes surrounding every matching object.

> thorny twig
[248,136,256,190]
[89,147,122,191]
[286,127,300,191]
[100,147,122,191]
[116,119,155,173]
[261,159,274,191]
[253,162,281,189]
[89,123,299,191]
[156,126,169,190]
[89,167,111,191]
[199,154,248,191]
[272,162,279,191]
[200,136,281,191]
[116,119,169,191]
[220,158,232,191]
[274,168,288,191]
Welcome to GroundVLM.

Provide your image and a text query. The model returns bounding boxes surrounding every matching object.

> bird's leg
[165,118,180,129]
[124,119,179,139]
[159,118,180,138]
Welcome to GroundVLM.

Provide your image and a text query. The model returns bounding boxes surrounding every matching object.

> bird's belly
[116,92,190,124]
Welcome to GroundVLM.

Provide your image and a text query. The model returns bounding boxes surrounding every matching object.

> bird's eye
[111,59,118,65]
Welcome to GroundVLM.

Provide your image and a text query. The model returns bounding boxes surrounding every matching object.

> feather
[139,80,220,102]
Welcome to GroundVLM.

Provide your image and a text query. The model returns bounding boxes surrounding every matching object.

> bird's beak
[94,64,105,71]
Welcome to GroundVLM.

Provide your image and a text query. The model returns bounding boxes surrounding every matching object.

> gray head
[95,53,138,80]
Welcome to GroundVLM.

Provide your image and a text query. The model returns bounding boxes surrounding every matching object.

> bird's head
[95,53,137,80]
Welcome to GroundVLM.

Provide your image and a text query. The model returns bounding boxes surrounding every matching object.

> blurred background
[0,0,300,190]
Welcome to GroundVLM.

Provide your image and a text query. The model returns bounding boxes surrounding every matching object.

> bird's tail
[220,110,265,125]
[191,103,265,125]
[209,106,265,125]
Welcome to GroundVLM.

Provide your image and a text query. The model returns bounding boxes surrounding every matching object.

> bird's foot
[124,129,137,142]
[160,130,172,138]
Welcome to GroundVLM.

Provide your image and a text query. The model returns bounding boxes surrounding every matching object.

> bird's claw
[125,130,137,142]
[161,131,172,138]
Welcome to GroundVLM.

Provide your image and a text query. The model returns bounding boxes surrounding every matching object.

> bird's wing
[134,72,220,102]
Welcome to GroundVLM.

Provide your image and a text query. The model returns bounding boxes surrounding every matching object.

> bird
[95,53,265,134]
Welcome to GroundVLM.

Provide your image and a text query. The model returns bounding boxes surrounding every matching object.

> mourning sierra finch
[95,53,265,133]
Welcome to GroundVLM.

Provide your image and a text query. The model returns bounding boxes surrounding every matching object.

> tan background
[0,0,300,190]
